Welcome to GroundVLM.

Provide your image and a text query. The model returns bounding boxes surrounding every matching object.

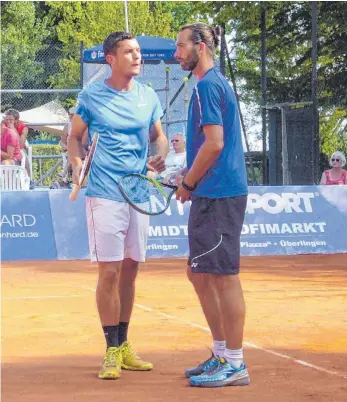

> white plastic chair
[0,165,30,191]
[25,140,33,179]
[20,149,27,169]
[20,148,32,180]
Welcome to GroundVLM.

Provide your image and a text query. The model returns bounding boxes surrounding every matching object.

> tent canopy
[84,35,177,64]
[0,101,68,136]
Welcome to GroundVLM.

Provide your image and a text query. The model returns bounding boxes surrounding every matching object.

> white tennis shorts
[86,197,149,263]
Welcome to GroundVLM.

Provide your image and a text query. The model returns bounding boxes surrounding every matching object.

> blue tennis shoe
[189,357,250,388]
[184,351,219,378]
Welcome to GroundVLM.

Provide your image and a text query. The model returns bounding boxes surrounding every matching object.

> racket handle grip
[69,184,81,201]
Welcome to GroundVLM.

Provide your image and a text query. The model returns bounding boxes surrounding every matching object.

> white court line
[80,286,347,380]
[1,295,88,300]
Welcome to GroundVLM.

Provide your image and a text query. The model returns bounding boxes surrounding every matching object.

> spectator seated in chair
[4,109,31,176]
[157,133,186,184]
[1,120,22,166]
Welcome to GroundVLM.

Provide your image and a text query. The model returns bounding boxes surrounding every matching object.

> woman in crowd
[1,120,22,166]
[320,151,347,185]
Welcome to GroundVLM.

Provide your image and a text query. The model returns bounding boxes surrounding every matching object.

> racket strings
[120,175,172,215]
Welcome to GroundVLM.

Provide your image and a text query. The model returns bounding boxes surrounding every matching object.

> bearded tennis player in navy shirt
[175,23,250,388]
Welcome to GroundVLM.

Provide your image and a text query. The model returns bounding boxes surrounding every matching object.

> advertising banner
[147,197,191,258]
[1,186,346,261]
[1,191,57,261]
[241,185,347,256]
[147,185,347,257]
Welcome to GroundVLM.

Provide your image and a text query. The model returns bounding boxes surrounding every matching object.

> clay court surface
[2,254,347,402]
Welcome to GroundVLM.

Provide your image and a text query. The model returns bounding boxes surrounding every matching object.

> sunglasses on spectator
[331,158,340,162]
[171,139,180,143]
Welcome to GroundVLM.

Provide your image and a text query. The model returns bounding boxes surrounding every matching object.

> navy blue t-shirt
[186,67,248,198]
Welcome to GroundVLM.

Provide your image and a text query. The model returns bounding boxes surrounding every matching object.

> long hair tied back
[180,23,222,57]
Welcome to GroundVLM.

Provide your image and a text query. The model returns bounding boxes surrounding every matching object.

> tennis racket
[69,132,99,201]
[118,174,177,216]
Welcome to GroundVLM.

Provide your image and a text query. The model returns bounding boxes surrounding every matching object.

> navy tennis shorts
[188,195,247,275]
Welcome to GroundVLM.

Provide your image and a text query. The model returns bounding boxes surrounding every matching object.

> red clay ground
[2,254,347,402]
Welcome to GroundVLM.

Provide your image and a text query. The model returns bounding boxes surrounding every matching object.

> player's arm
[19,126,28,147]
[67,114,88,182]
[5,144,15,159]
[184,125,223,187]
[185,80,224,187]
[149,120,168,158]
[82,129,89,155]
[1,149,12,160]
[176,80,224,202]
[61,124,68,147]
[148,120,169,173]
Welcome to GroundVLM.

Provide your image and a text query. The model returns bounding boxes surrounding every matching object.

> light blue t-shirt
[187,67,248,198]
[76,79,163,202]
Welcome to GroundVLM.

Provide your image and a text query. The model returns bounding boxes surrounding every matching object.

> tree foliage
[192,1,347,156]
[1,1,51,109]
[45,1,175,88]
[1,1,346,159]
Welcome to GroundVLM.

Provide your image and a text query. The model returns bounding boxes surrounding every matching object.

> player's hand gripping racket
[69,132,99,201]
[118,174,177,216]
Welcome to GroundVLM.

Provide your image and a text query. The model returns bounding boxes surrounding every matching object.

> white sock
[213,340,226,358]
[224,348,243,368]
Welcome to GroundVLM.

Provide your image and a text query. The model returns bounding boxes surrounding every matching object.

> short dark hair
[5,108,20,120]
[103,31,135,56]
[180,23,221,57]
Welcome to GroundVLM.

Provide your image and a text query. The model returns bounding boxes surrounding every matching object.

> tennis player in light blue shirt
[68,32,168,380]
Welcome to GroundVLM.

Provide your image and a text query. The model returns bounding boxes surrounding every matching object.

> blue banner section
[1,191,57,261]
[147,199,191,258]
[49,189,89,260]
[1,186,347,261]
[241,185,347,256]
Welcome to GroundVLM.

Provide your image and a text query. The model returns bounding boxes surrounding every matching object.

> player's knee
[99,270,120,285]
[98,262,122,284]
[120,270,138,287]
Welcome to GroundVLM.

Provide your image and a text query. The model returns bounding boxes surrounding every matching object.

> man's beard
[181,49,199,71]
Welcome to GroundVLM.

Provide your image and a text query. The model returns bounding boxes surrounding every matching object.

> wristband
[182,179,197,192]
